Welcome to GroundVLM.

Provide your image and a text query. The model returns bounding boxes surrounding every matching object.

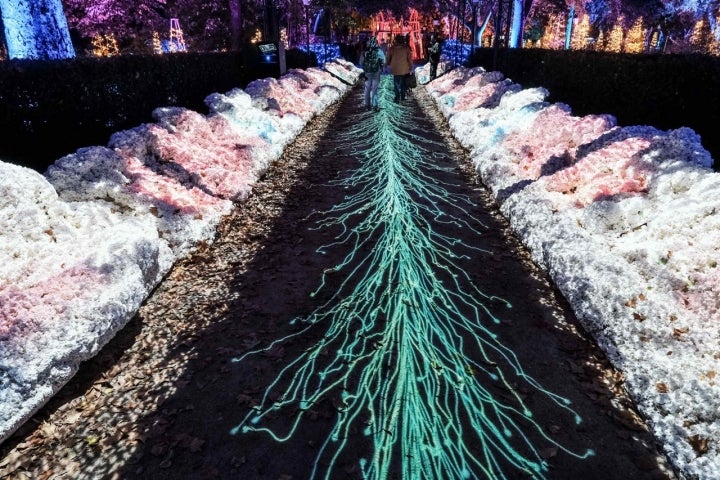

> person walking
[359,36,385,111]
[386,34,413,103]
[428,34,441,81]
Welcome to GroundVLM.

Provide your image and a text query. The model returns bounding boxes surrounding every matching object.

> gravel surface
[1,82,675,480]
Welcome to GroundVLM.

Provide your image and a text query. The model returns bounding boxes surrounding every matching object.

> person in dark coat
[428,34,441,80]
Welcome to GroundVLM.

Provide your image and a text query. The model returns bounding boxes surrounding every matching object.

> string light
[169,18,187,52]
[606,18,625,52]
[251,29,262,44]
[152,32,162,55]
[90,33,119,57]
[625,17,646,53]
[230,77,594,479]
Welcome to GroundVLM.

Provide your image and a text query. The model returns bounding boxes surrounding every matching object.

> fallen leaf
[689,435,709,455]
[613,409,647,431]
[38,469,53,480]
[673,327,689,338]
[39,422,57,439]
[655,383,669,393]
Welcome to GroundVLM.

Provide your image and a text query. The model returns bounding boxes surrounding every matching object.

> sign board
[258,43,277,54]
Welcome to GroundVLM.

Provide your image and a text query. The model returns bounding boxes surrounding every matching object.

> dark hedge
[470,48,720,170]
[0,47,317,171]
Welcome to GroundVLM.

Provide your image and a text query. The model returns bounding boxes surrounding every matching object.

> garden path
[0,80,674,480]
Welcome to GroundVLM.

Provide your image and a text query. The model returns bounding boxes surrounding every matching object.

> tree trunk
[564,5,575,50]
[229,0,241,51]
[509,0,524,48]
[0,0,75,59]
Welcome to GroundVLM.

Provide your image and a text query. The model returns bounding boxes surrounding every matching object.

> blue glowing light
[299,43,341,66]
[230,76,593,479]
[442,39,471,65]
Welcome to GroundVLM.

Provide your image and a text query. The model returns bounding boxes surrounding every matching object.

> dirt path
[1,80,674,480]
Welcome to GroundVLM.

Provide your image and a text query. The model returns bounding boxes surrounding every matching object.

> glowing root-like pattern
[231,76,594,479]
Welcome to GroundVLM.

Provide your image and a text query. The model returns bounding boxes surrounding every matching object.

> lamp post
[471,0,479,63]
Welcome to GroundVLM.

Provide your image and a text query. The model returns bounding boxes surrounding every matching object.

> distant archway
[372,9,423,60]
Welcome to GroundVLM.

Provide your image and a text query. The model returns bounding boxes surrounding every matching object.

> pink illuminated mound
[277,76,322,120]
[464,71,505,90]
[322,57,361,85]
[0,265,105,342]
[452,79,520,112]
[117,109,262,202]
[502,105,616,180]
[542,134,655,207]
[245,77,314,118]
[49,146,230,217]
[281,74,322,103]
[151,109,262,201]
[297,67,345,91]
[681,267,720,316]
[119,152,232,214]
[285,68,318,86]
[429,68,470,96]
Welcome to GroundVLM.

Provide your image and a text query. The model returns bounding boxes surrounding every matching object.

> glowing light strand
[231,76,593,479]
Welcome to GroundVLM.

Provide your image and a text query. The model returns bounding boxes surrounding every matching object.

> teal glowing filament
[231,77,593,479]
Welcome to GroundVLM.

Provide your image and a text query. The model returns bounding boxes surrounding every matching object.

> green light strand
[230,76,594,479]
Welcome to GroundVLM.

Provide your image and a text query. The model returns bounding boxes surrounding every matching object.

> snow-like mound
[426,66,719,479]
[0,59,355,445]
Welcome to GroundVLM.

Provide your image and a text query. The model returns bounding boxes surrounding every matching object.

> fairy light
[570,15,591,50]
[649,30,659,51]
[90,33,119,57]
[280,28,289,49]
[606,18,624,52]
[152,31,162,54]
[625,17,646,53]
[169,18,187,52]
[230,77,594,479]
[540,14,564,50]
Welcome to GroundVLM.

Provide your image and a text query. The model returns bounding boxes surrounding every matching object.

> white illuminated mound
[0,58,362,445]
[426,66,720,479]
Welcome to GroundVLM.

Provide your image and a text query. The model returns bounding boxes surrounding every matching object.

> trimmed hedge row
[0,48,317,171]
[471,48,720,169]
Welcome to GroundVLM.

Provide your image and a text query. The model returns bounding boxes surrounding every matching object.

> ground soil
[0,82,676,480]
